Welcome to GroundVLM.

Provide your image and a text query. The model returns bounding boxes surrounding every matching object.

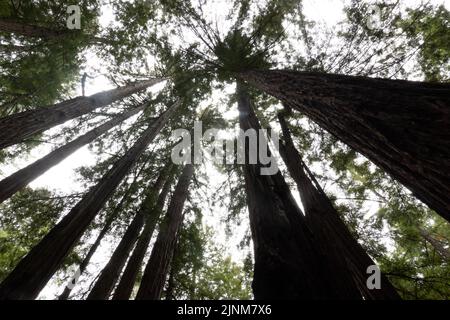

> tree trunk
[419,228,450,261]
[0,101,180,300]
[240,70,450,221]
[135,164,193,300]
[235,81,363,299]
[0,104,146,204]
[58,183,136,300]
[87,167,170,300]
[0,18,65,38]
[277,112,401,299]
[112,172,173,300]
[86,212,145,300]
[0,78,163,150]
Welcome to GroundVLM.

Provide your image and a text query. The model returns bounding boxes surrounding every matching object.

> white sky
[1,0,448,299]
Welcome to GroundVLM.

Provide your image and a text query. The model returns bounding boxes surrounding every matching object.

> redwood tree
[112,171,174,300]
[0,78,163,149]
[277,111,400,299]
[0,101,179,300]
[0,103,146,203]
[240,70,450,222]
[235,81,362,299]
[135,163,194,300]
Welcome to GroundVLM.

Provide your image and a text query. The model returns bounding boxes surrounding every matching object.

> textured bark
[0,104,146,204]
[0,78,163,149]
[235,81,361,299]
[58,163,149,300]
[0,101,179,300]
[278,112,400,300]
[86,212,145,300]
[0,18,69,38]
[87,168,169,300]
[240,70,450,221]
[58,211,115,300]
[112,173,173,300]
[135,164,193,300]
[419,228,450,261]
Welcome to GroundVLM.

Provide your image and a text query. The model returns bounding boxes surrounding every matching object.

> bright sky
[1,0,448,299]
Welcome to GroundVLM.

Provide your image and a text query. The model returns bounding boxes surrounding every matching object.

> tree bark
[87,167,170,300]
[0,104,146,204]
[277,112,401,299]
[0,18,71,39]
[235,81,364,299]
[58,182,137,300]
[419,228,450,261]
[135,164,193,300]
[0,78,163,150]
[112,172,173,300]
[240,70,450,222]
[86,212,145,300]
[0,101,180,300]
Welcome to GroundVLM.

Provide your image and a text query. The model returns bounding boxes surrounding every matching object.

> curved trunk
[112,173,173,300]
[0,104,146,203]
[135,164,193,300]
[278,112,400,300]
[240,70,450,221]
[0,101,179,300]
[0,78,163,150]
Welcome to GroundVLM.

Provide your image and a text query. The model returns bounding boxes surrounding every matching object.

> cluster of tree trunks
[113,170,174,300]
[135,163,193,300]
[236,81,363,299]
[0,101,179,300]
[240,70,450,222]
[0,78,163,149]
[0,103,147,203]
[277,111,400,299]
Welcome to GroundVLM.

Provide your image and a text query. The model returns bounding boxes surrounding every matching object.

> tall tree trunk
[86,212,145,300]
[0,104,146,204]
[277,112,401,299]
[240,70,450,222]
[0,18,69,38]
[112,171,173,300]
[419,228,450,261]
[86,168,169,300]
[135,164,193,300]
[58,182,137,300]
[0,78,163,149]
[235,81,363,299]
[0,101,180,300]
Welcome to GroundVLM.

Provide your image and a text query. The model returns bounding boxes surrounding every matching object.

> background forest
[0,0,449,300]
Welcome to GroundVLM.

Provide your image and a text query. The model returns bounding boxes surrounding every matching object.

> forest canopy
[0,0,448,301]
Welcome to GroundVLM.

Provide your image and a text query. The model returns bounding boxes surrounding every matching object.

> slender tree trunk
[419,228,450,261]
[0,18,70,38]
[86,212,145,300]
[58,183,136,300]
[277,112,401,299]
[112,172,173,300]
[87,168,170,300]
[135,164,193,300]
[240,70,450,221]
[235,81,363,299]
[0,101,180,300]
[0,104,146,204]
[0,78,163,149]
